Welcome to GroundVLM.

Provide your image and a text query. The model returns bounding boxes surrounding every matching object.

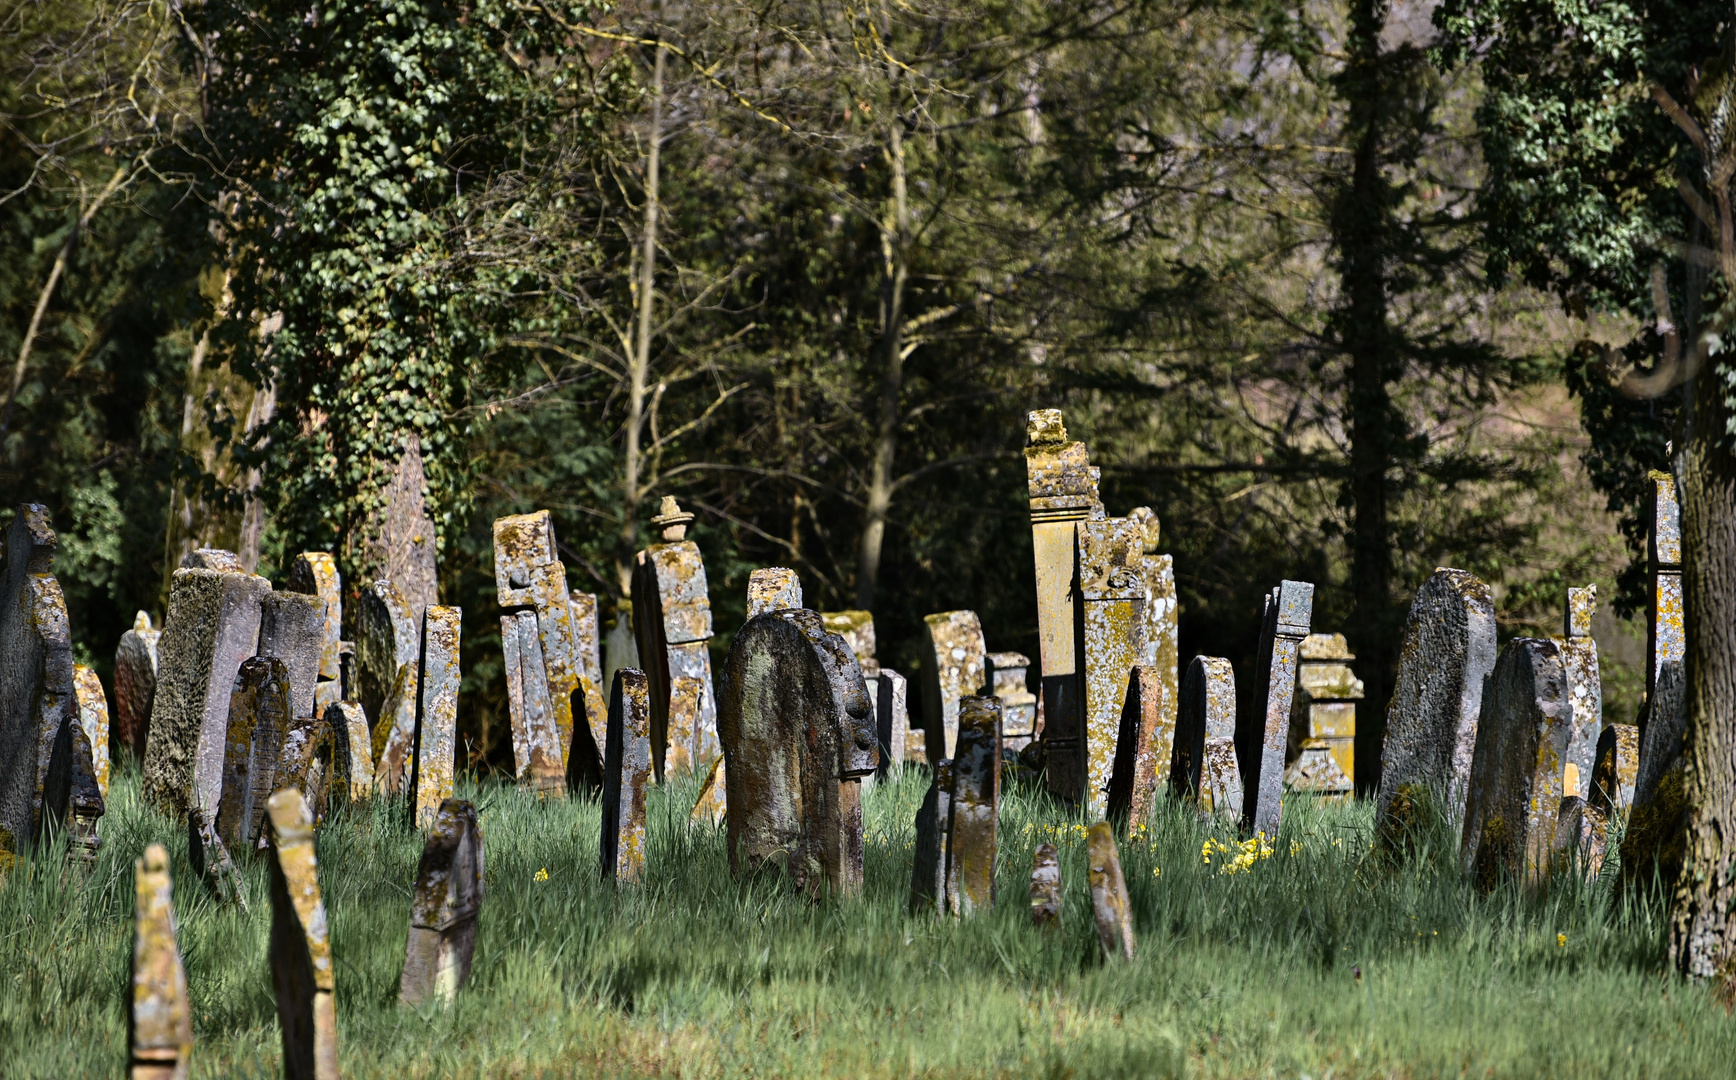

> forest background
[0,0,1684,786]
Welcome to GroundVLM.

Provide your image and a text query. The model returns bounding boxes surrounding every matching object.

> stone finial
[116,612,161,760]
[1087,823,1135,961]
[601,668,651,884]
[266,789,338,1080]
[909,759,953,914]
[650,495,695,541]
[131,844,193,1080]
[945,697,1000,917]
[1126,505,1161,554]
[748,568,803,618]
[1030,843,1061,928]
[412,606,461,829]
[1026,409,1067,446]
[400,798,484,1006]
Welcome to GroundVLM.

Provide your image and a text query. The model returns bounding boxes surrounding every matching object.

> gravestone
[357,580,418,795]
[411,606,462,829]
[1088,823,1135,961]
[1556,586,1603,799]
[946,696,1001,917]
[400,798,484,1006]
[821,610,876,669]
[181,548,246,572]
[1171,657,1241,823]
[1127,507,1179,786]
[115,611,160,760]
[501,609,565,795]
[1107,666,1164,829]
[216,656,293,855]
[570,590,608,776]
[1590,723,1640,813]
[285,553,345,715]
[986,652,1037,752]
[274,711,355,825]
[1460,638,1570,888]
[1025,410,1096,808]
[876,667,910,774]
[920,610,986,762]
[188,804,246,908]
[72,663,109,797]
[130,843,193,1080]
[632,498,720,779]
[909,759,953,914]
[601,669,652,883]
[1238,580,1312,836]
[1553,795,1610,878]
[1621,658,1689,887]
[266,789,338,1080]
[142,560,270,820]
[0,505,76,853]
[325,701,375,797]
[347,435,438,627]
[259,590,327,721]
[603,603,639,696]
[719,609,875,899]
[1376,568,1497,824]
[749,568,803,617]
[61,721,105,867]
[1030,843,1061,928]
[1077,516,1147,815]
[1645,471,1684,745]
[494,511,590,780]
[1283,633,1360,796]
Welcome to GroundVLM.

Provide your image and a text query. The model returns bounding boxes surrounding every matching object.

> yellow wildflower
[534,867,550,882]
[1557,933,1566,948]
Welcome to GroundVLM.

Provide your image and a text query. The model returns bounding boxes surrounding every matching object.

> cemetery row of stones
[0,411,1686,1077]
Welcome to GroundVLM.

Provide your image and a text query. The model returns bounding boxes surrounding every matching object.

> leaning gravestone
[601,669,652,883]
[115,610,161,759]
[259,590,327,722]
[1030,843,1061,928]
[143,555,271,821]
[1621,658,1689,889]
[920,609,987,763]
[909,759,953,915]
[495,511,591,783]
[570,590,608,775]
[1556,586,1603,798]
[400,798,485,1006]
[72,663,110,797]
[216,656,293,855]
[946,696,1001,917]
[275,709,357,825]
[1644,471,1684,745]
[1077,516,1147,815]
[877,667,910,773]
[285,553,346,715]
[325,701,375,797]
[1088,823,1135,961]
[131,843,193,1080]
[348,434,439,627]
[501,608,566,795]
[1376,568,1497,827]
[1171,657,1241,823]
[0,505,77,854]
[267,789,338,1080]
[1460,638,1570,889]
[411,606,462,829]
[1590,723,1640,813]
[1107,666,1164,829]
[60,721,105,868]
[633,497,721,779]
[748,567,803,617]
[1127,507,1179,775]
[1238,580,1312,836]
[357,580,418,795]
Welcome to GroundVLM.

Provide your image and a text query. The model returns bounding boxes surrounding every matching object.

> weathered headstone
[602,603,639,696]
[130,843,193,1080]
[1644,471,1684,746]
[494,511,592,780]
[266,788,338,1080]
[1170,657,1241,823]
[1460,638,1571,888]
[749,567,803,617]
[1283,633,1360,796]
[72,663,110,797]
[501,608,565,795]
[909,759,953,914]
[1555,586,1602,799]
[1087,823,1135,961]
[1376,568,1497,824]
[1025,410,1096,807]
[1553,795,1610,878]
[358,580,418,795]
[181,548,247,572]
[142,561,270,820]
[919,609,986,763]
[570,589,608,769]
[216,656,293,855]
[1620,658,1689,887]
[61,721,105,868]
[1076,517,1147,815]
[632,497,720,779]
[1590,723,1640,813]
[400,798,484,1006]
[945,696,1000,916]
[259,590,328,721]
[876,667,910,774]
[347,434,438,629]
[285,553,346,715]
[1107,666,1164,828]
[0,506,77,853]
[274,711,355,825]
[1127,507,1179,783]
[325,701,375,797]
[115,610,161,760]
[986,652,1037,752]
[188,804,246,907]
[1238,580,1312,836]
[411,606,461,829]
[1030,842,1061,928]
[601,669,652,883]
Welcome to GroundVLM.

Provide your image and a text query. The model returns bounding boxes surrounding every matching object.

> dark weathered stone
[411,606,461,829]
[61,721,104,869]
[876,667,909,775]
[357,580,418,795]
[946,696,1000,916]
[1030,842,1061,928]
[1377,568,1497,823]
[1087,823,1134,961]
[400,798,484,1006]
[1553,795,1609,879]
[267,789,339,1080]
[216,656,293,855]
[1645,471,1684,746]
[920,610,986,763]
[115,611,160,760]
[909,759,953,914]
[325,701,374,798]
[259,590,327,721]
[1107,666,1164,829]
[273,710,357,827]
[1171,657,1241,823]
[1618,659,1690,890]
[142,564,270,820]
[72,662,110,797]
[1590,723,1639,813]
[501,610,564,795]
[570,590,608,781]
[0,505,76,853]
[748,567,803,617]
[348,434,439,627]
[130,843,193,1080]
[494,511,585,777]
[1238,580,1312,837]
[1460,638,1570,888]
[601,669,651,883]
[1077,517,1147,816]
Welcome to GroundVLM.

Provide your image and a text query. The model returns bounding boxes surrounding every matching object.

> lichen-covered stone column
[494,511,590,779]
[266,789,338,1080]
[632,498,719,779]
[1239,580,1312,837]
[602,669,651,884]
[1171,657,1242,823]
[130,843,193,1079]
[945,696,1000,916]
[1557,586,1603,799]
[1645,471,1684,748]
[400,798,484,1005]
[1077,517,1147,816]
[412,606,462,830]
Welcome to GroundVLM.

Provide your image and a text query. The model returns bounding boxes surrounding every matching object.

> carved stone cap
[651,496,695,540]
[1299,633,1352,661]
[1026,409,1068,446]
[1126,506,1161,554]
[1566,585,1597,638]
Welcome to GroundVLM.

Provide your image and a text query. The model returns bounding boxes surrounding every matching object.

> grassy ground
[4,759,1732,1079]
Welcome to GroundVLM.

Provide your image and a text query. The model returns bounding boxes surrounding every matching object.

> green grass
[4,759,1731,1078]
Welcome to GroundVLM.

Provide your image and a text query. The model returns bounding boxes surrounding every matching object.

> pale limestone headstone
[1171,657,1241,823]
[285,553,345,712]
[1645,471,1684,746]
[601,669,651,884]
[570,590,607,771]
[1239,580,1312,836]
[216,656,292,855]
[1591,723,1639,813]
[501,609,565,795]
[986,652,1037,750]
[115,610,160,759]
[494,511,586,776]
[877,667,910,773]
[1107,666,1164,828]
[412,606,461,829]
[1088,823,1134,961]
[920,610,986,763]
[1555,586,1602,799]
[821,610,875,671]
[1127,507,1179,785]
[266,789,338,1080]
[0,506,76,853]
[130,844,193,1079]
[1376,568,1497,823]
[324,701,374,798]
[259,590,327,721]
[909,759,953,914]
[72,663,110,797]
[400,798,484,1006]
[1030,842,1061,928]
[142,563,270,821]
[749,568,803,617]
[1077,517,1147,816]
[945,696,1000,917]
[1283,633,1359,796]
[633,498,719,779]
[1460,638,1570,888]
[358,580,418,796]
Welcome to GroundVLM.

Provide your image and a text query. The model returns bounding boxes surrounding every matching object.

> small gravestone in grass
[1088,823,1134,961]
[130,843,193,1080]
[401,798,484,1006]
[877,668,911,772]
[1030,843,1061,928]
[1171,657,1242,824]
[1284,633,1360,798]
[115,610,161,760]
[602,669,652,884]
[1238,579,1312,837]
[633,497,721,780]
[946,696,1000,917]
[267,788,338,1080]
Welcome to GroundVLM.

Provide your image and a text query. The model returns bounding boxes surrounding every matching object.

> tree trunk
[620,38,667,597]
[855,118,910,610]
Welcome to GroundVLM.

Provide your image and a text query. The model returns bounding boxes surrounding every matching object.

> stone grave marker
[501,608,565,795]
[1621,658,1689,887]
[601,669,652,883]
[946,696,1001,916]
[411,606,461,829]
[115,610,161,760]
[1077,516,1147,815]
[1645,471,1684,746]
[358,580,418,796]
[603,603,639,696]
[632,497,720,779]
[909,759,953,914]
[130,843,193,1080]
[348,435,439,627]
[1553,795,1610,878]
[259,590,328,722]
[325,701,375,797]
[570,590,608,776]
[1088,823,1135,961]
[1107,666,1164,829]
[749,568,803,617]
[267,788,339,1080]
[72,663,109,797]
[1171,657,1242,823]
[142,557,270,821]
[181,548,246,572]
[494,511,592,784]
[1238,580,1312,836]
[1376,568,1497,825]
[188,803,246,908]
[1030,843,1061,928]
[877,667,910,774]
[1127,507,1179,785]
[1460,638,1570,888]
[61,721,105,868]
[1283,633,1360,797]
[1556,586,1603,799]
[920,609,986,763]
[1590,723,1639,813]
[400,798,485,1006]
[274,709,357,825]
[0,505,77,853]
[285,553,346,715]
[216,656,293,855]
[986,652,1037,752]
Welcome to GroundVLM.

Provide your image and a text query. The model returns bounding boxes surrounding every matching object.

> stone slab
[875,667,909,776]
[1590,723,1639,813]
[259,590,328,721]
[1646,472,1684,741]
[1077,517,1147,816]
[633,531,718,778]
[1460,638,1570,888]
[356,579,418,766]
[0,506,76,853]
[1239,580,1312,836]
[602,669,652,884]
[1030,842,1061,928]
[61,720,105,867]
[72,663,109,798]
[986,652,1037,742]
[325,701,375,798]
[1107,666,1165,829]
[266,789,338,1079]
[920,610,986,763]
[285,553,344,682]
[945,696,1000,917]
[130,843,193,1079]
[1088,823,1135,961]
[1556,586,1602,800]
[115,612,160,760]
[820,609,875,664]
[1026,411,1093,809]
[1171,656,1236,800]
[502,610,564,795]
[571,591,608,774]
[748,568,803,618]
[412,606,461,830]
[216,656,292,855]
[400,798,484,1005]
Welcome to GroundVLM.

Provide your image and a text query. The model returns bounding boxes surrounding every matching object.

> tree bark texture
[620,38,667,596]
[855,117,909,610]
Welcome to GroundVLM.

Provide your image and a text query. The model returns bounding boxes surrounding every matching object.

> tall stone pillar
[1076,516,1146,815]
[1556,586,1603,799]
[1237,579,1312,837]
[1644,471,1684,745]
[494,511,592,783]
[632,498,719,780]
